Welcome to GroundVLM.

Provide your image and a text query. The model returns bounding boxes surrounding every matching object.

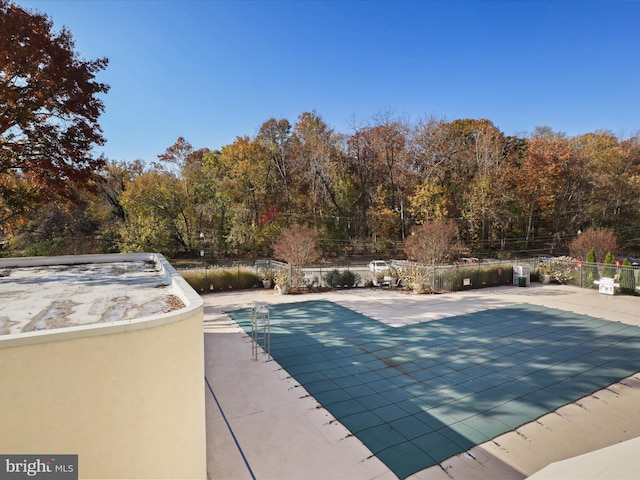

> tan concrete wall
[0,254,206,479]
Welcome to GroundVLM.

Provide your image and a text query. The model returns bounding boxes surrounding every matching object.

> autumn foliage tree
[517,129,572,246]
[273,223,322,289]
[404,220,458,265]
[0,1,109,230]
[273,223,322,268]
[567,227,617,262]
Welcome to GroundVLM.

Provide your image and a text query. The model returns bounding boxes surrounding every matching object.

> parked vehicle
[368,260,390,273]
[454,257,479,265]
[615,256,640,266]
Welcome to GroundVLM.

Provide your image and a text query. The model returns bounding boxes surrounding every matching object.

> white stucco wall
[0,254,206,479]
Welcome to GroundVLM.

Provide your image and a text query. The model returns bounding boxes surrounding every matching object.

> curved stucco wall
[0,254,206,479]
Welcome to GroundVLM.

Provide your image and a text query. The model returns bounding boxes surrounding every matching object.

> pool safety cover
[228,300,640,479]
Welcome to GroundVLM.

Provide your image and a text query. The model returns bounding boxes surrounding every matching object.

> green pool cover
[228,300,640,479]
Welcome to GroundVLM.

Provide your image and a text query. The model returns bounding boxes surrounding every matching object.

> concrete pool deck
[203,284,640,479]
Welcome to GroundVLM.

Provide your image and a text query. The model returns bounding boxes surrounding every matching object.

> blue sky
[19,0,640,162]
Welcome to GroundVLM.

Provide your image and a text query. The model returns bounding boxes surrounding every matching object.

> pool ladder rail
[251,304,271,361]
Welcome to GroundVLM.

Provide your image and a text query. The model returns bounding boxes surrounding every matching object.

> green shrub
[603,252,616,278]
[323,269,361,288]
[619,259,636,295]
[323,269,342,288]
[340,270,360,288]
[585,248,598,287]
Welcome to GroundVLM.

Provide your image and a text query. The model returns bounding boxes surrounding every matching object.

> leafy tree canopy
[0,0,109,230]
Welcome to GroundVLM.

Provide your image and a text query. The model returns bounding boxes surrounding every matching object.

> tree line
[5,111,640,260]
[0,0,640,257]
[3,2,639,261]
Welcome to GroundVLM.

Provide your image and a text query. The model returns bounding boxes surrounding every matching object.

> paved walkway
[204,285,640,479]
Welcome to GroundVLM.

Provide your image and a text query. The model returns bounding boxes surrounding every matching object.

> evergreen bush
[323,269,342,288]
[602,251,616,278]
[585,248,598,288]
[619,259,636,295]
[323,269,361,288]
[340,270,361,288]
